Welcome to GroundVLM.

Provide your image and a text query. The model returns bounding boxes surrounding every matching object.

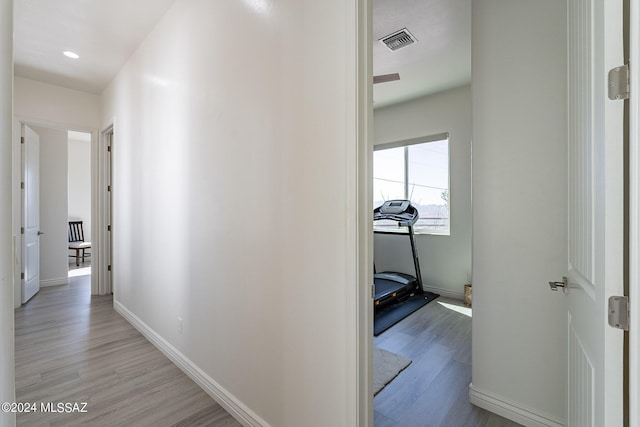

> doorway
[18,122,97,305]
[370,0,474,424]
[67,130,93,279]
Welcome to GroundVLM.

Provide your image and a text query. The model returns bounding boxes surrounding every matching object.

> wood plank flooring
[374,297,523,427]
[16,270,521,426]
[14,273,240,427]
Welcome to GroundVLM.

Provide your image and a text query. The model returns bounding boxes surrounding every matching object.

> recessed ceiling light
[63,51,79,59]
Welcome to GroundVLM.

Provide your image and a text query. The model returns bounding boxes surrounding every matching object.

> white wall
[471,1,567,425]
[373,85,472,298]
[12,77,101,307]
[30,126,69,287]
[0,0,15,424]
[14,76,101,129]
[68,135,92,241]
[101,0,363,426]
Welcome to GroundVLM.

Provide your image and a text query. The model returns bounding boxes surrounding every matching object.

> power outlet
[177,316,183,335]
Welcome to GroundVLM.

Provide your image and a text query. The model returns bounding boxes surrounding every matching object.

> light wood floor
[16,272,521,426]
[14,273,241,427]
[374,297,523,427]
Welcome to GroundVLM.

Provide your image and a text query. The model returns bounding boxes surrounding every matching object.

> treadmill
[373,200,424,309]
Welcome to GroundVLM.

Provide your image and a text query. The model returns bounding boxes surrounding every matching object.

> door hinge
[107,185,111,192]
[21,272,24,280]
[20,182,24,190]
[20,136,24,144]
[371,284,375,299]
[608,296,629,331]
[107,225,111,232]
[107,145,111,152]
[107,265,112,272]
[20,227,24,235]
[549,276,568,293]
[608,64,630,100]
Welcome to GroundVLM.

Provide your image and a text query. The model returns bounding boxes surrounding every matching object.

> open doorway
[369,0,483,424]
[19,123,94,304]
[67,131,92,279]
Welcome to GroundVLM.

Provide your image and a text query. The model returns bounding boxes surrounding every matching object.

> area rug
[373,347,412,396]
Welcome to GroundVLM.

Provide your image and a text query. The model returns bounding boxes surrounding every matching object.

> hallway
[14,275,239,426]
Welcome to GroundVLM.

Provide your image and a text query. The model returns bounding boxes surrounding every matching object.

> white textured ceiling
[373,0,471,108]
[13,0,470,106]
[13,0,177,94]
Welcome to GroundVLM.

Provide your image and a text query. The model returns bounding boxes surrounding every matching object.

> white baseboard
[423,285,464,300]
[114,300,270,427]
[40,277,69,287]
[469,384,565,427]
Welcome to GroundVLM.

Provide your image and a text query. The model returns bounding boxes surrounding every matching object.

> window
[373,133,450,234]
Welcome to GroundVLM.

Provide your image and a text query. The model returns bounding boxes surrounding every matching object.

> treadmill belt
[374,278,406,302]
[374,292,439,336]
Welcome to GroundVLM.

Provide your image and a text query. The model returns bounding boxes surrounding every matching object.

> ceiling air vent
[380,28,417,51]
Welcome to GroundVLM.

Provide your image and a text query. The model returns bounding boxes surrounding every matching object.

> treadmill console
[379,200,410,214]
[373,199,419,226]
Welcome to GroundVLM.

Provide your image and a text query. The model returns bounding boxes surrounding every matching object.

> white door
[566,0,625,425]
[22,125,41,303]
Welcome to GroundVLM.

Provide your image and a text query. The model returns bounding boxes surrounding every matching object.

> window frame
[373,132,450,235]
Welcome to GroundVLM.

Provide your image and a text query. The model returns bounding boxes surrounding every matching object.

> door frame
[96,123,114,295]
[628,1,639,425]
[353,0,373,425]
[12,116,100,303]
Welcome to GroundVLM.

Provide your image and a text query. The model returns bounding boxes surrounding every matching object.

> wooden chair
[68,221,91,266]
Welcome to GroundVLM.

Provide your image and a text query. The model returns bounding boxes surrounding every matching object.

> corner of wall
[469,384,566,427]
[113,301,271,427]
